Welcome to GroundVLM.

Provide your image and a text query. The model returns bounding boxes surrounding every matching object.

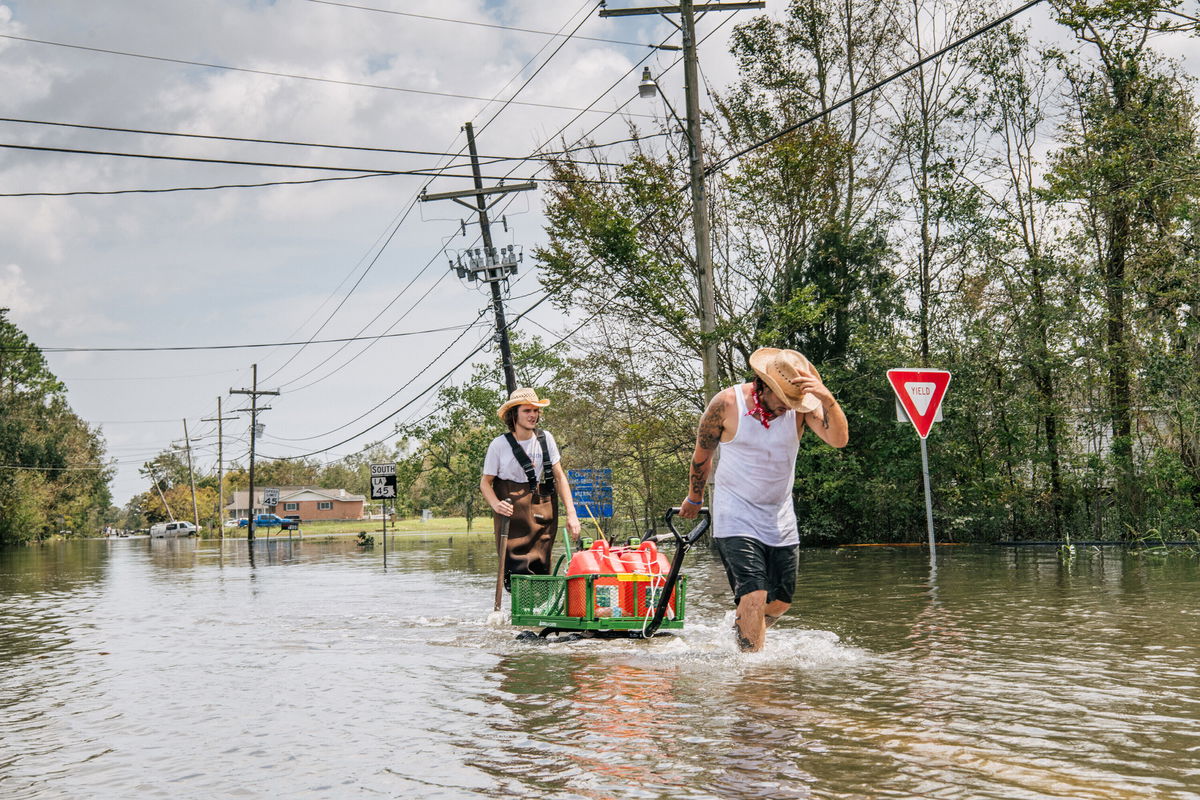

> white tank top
[712,384,801,546]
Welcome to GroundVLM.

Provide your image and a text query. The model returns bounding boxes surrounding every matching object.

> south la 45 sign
[887,369,951,438]
[370,463,397,500]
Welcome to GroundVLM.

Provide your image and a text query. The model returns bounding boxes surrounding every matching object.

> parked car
[150,521,198,538]
[224,518,243,528]
[237,514,299,530]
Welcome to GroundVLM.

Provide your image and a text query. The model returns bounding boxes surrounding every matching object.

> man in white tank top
[679,348,848,652]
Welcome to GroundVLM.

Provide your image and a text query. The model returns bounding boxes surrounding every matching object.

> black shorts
[714,536,799,605]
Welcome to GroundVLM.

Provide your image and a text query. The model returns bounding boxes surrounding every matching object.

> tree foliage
[0,310,112,544]
[521,0,1200,543]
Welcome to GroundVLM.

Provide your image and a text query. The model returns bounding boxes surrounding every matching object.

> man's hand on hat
[789,374,833,406]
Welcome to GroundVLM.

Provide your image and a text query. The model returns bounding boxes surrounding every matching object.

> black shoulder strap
[503,431,555,493]
[537,430,555,493]
[504,432,538,491]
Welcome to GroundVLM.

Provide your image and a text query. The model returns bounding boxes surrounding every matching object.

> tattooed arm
[790,373,849,448]
[680,389,728,519]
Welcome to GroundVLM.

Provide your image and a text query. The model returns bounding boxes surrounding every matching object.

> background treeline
[0,310,112,545]
[27,0,1200,546]
[121,444,401,533]
[403,0,1200,543]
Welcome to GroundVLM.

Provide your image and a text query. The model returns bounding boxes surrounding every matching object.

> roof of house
[224,487,366,510]
[280,487,366,503]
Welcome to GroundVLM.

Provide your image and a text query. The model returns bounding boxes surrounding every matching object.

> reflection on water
[1,537,1198,799]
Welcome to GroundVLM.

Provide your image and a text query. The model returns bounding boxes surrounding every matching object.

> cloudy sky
[3,1,1192,508]
[0,0,760,504]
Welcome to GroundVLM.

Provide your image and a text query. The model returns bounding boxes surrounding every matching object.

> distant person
[679,348,848,652]
[480,388,581,589]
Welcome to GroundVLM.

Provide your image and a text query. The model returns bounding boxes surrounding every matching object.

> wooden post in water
[920,437,937,579]
[183,418,200,533]
[230,364,279,548]
[203,398,237,540]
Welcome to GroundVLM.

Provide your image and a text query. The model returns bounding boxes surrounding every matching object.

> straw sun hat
[496,387,551,420]
[749,348,823,414]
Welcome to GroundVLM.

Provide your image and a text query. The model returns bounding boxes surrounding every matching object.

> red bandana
[747,386,774,429]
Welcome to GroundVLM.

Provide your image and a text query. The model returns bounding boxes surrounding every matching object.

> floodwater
[1,534,1198,800]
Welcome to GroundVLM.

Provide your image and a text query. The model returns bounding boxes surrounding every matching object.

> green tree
[401,381,502,530]
[0,310,112,543]
[1046,0,1200,529]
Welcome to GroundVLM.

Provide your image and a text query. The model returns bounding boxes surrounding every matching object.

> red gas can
[566,541,625,617]
[629,541,677,617]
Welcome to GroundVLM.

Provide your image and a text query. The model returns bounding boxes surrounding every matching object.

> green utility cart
[509,509,709,639]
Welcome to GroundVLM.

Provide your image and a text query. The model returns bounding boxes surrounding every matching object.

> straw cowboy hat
[496,387,551,420]
[749,348,823,414]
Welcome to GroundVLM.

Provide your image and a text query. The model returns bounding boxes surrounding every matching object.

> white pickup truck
[149,520,198,538]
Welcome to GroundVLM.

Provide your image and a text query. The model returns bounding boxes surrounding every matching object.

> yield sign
[888,369,951,438]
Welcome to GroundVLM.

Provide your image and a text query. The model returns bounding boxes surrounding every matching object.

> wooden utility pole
[150,465,174,521]
[599,1,763,400]
[182,418,200,532]
[203,397,238,539]
[420,123,537,395]
[230,364,279,545]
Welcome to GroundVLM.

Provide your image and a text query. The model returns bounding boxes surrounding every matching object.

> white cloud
[0,0,742,503]
[0,263,43,319]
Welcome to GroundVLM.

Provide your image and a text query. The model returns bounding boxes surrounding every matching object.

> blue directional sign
[568,468,613,519]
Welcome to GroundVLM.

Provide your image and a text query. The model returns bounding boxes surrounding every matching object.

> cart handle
[662,507,711,547]
[634,507,711,639]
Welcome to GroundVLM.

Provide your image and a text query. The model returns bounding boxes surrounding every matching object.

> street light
[639,66,657,99]
[639,67,688,137]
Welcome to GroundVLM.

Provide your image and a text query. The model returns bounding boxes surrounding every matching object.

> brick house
[225,487,366,522]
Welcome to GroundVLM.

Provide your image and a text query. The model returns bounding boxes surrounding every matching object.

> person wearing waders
[480,388,581,590]
[678,348,848,652]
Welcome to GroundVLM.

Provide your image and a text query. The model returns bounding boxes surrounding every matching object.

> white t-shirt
[482,430,561,484]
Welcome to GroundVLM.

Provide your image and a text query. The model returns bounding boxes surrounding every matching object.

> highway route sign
[370,463,397,499]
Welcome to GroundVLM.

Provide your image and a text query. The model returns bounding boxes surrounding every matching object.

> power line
[270,306,492,441]
[279,269,459,392]
[0,463,114,472]
[0,323,474,354]
[260,332,491,459]
[16,7,657,482]
[0,141,533,177]
[260,294,551,459]
[250,9,728,418]
[0,32,654,118]
[0,141,631,193]
[0,106,656,201]
[248,5,597,389]
[462,11,743,374]
[260,2,602,390]
[0,172,390,197]
[474,2,604,139]
[298,0,673,49]
[0,116,630,166]
[470,0,598,136]
[709,0,1049,173]
[258,196,429,383]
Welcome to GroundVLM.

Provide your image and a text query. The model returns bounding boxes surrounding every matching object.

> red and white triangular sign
[887,368,951,438]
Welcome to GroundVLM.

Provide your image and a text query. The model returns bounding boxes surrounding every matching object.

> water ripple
[1,540,1198,798]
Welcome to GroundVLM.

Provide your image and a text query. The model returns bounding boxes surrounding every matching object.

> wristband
[682,497,701,507]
